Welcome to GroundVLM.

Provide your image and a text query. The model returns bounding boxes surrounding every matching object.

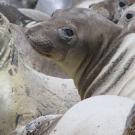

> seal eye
[64,28,74,37]
[126,13,133,20]
[119,2,126,7]
[58,27,74,42]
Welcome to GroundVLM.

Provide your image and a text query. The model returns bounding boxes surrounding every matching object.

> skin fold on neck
[74,22,122,99]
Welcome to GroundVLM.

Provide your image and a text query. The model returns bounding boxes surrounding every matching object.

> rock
[50,95,135,135]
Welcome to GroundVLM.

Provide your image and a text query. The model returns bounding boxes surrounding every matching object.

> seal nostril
[126,13,133,20]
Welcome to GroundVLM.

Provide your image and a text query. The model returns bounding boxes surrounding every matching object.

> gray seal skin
[89,0,133,23]
[26,8,135,100]
[0,13,79,135]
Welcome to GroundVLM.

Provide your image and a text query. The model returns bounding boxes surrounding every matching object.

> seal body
[26,8,135,100]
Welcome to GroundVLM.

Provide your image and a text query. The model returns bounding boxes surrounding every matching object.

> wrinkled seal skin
[26,8,135,100]
[0,13,79,135]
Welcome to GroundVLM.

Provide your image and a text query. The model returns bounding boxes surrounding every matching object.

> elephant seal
[118,4,135,27]
[26,8,135,100]
[0,13,79,135]
[89,0,134,23]
[49,95,135,135]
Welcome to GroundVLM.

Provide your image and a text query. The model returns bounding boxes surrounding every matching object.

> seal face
[26,8,125,99]
[118,4,135,27]
[25,14,80,62]
[89,0,132,23]
[26,8,120,70]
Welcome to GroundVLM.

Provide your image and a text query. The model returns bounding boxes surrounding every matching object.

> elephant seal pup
[89,0,134,23]
[50,95,135,135]
[118,4,135,27]
[0,13,79,135]
[26,8,135,100]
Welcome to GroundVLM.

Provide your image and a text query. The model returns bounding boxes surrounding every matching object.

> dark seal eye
[58,27,74,42]
[119,2,126,7]
[63,28,74,37]
[126,13,133,20]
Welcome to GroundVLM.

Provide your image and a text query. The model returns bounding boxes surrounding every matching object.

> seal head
[26,8,122,99]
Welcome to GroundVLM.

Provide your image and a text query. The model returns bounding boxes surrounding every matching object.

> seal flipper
[0,2,34,26]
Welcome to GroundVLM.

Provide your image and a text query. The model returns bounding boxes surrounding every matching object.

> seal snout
[25,27,54,56]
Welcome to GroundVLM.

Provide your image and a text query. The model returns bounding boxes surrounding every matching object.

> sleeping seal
[26,8,135,100]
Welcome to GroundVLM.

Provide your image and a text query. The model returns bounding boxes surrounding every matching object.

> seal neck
[74,25,122,99]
